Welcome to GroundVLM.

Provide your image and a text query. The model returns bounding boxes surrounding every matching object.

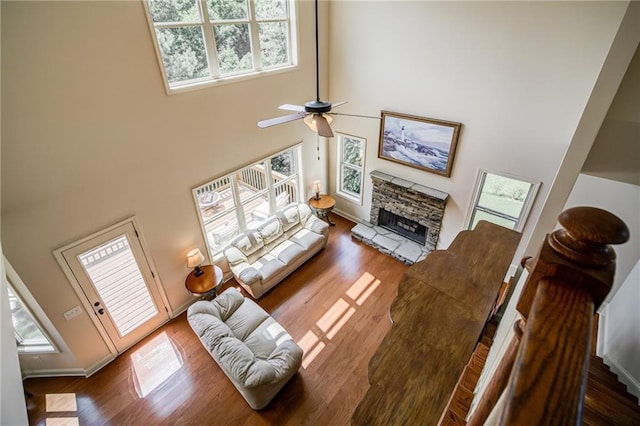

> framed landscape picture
[378,111,462,177]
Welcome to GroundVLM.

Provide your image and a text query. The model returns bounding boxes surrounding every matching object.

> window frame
[336,133,366,205]
[4,257,58,354]
[465,169,540,232]
[143,0,299,94]
[193,144,304,261]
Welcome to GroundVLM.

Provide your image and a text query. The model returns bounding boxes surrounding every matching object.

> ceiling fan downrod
[305,0,331,114]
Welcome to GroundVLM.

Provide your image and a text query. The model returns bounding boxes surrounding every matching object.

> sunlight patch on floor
[45,393,77,412]
[298,330,326,369]
[296,271,382,369]
[130,331,183,397]
[45,417,79,426]
[346,272,381,305]
[316,298,356,340]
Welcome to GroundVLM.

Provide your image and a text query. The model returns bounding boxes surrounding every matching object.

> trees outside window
[145,0,295,91]
[466,170,540,232]
[336,133,366,204]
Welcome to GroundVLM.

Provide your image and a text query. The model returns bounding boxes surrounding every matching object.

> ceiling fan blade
[258,112,306,128]
[315,114,334,138]
[279,104,305,112]
[330,101,347,109]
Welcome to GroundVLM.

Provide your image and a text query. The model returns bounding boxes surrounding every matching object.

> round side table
[309,194,336,226]
[185,265,223,300]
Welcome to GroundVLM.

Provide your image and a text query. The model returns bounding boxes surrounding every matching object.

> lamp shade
[312,180,321,194]
[304,114,333,132]
[186,248,205,268]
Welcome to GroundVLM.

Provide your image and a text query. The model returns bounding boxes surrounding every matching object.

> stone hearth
[351,170,448,264]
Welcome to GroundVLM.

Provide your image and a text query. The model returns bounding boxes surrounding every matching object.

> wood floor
[24,214,409,425]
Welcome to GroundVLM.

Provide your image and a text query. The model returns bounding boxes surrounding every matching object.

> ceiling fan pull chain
[317,134,320,160]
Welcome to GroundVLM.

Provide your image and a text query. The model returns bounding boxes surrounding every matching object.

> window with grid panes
[145,0,296,92]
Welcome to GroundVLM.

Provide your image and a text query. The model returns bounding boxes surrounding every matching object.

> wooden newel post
[499,207,629,425]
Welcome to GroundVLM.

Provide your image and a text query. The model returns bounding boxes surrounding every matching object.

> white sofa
[223,203,329,299]
[187,288,303,409]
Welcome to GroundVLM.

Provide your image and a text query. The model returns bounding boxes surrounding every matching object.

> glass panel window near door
[467,170,540,232]
[145,0,297,92]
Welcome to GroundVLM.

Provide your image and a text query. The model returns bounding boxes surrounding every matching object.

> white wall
[1,0,327,373]
[327,1,631,263]
[563,174,640,397]
[563,174,640,298]
[602,260,640,399]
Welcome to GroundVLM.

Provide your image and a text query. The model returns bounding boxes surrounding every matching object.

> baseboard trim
[22,367,86,380]
[85,354,116,377]
[332,208,361,225]
[603,354,640,401]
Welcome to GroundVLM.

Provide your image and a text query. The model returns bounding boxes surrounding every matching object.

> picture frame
[378,111,462,177]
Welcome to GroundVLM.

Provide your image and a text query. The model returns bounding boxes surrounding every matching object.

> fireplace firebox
[379,209,427,245]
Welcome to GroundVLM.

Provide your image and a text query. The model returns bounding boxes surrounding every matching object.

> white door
[58,221,168,353]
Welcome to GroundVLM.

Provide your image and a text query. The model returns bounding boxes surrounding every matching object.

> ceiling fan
[257,0,375,138]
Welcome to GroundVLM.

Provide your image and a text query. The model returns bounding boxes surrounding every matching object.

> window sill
[335,191,363,206]
[165,64,300,95]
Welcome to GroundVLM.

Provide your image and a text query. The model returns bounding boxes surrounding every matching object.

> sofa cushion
[225,297,271,342]
[290,228,326,251]
[244,317,291,360]
[231,231,264,257]
[277,203,301,233]
[238,267,261,286]
[251,253,286,283]
[270,240,306,265]
[258,217,284,246]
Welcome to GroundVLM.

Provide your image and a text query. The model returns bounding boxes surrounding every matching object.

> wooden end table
[185,265,223,300]
[309,194,336,226]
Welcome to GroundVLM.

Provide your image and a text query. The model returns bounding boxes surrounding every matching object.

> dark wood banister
[469,206,629,425]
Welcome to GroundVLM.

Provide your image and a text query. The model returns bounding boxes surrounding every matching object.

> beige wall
[1,0,327,372]
[583,45,640,186]
[327,1,631,263]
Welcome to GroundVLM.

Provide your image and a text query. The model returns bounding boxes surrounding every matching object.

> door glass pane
[79,235,158,337]
[214,23,253,74]
[477,173,531,219]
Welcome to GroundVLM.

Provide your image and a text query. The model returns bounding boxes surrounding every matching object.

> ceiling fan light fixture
[304,114,333,133]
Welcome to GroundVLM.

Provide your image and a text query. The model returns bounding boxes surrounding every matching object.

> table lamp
[187,248,205,277]
[312,180,321,200]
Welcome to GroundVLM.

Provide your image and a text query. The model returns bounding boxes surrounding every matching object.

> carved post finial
[548,207,629,266]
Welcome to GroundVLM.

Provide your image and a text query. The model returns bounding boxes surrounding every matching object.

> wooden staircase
[442,320,640,425]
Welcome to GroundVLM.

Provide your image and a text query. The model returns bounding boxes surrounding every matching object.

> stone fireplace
[351,170,448,264]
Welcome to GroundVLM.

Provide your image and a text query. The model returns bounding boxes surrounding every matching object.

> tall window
[145,0,296,91]
[336,133,366,204]
[466,170,540,232]
[4,258,56,353]
[194,146,302,258]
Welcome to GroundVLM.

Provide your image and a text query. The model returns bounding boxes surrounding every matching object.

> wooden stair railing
[470,207,630,425]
